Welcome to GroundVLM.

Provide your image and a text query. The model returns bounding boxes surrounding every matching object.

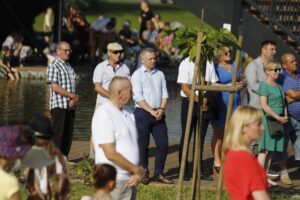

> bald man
[279,53,300,162]
[47,41,79,157]
[92,76,143,200]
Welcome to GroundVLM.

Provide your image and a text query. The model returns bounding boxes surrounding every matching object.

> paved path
[69,140,300,195]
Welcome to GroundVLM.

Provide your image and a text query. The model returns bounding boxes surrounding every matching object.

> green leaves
[168,25,238,64]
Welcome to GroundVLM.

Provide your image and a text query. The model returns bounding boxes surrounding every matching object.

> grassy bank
[34,2,201,32]
[20,181,292,200]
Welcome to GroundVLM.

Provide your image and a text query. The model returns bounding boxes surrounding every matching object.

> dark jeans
[50,108,75,157]
[134,108,168,176]
[179,97,209,174]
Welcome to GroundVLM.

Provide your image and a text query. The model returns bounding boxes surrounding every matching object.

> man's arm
[285,89,300,100]
[51,83,78,100]
[181,83,198,102]
[137,100,158,117]
[245,62,259,93]
[94,83,109,98]
[101,143,143,186]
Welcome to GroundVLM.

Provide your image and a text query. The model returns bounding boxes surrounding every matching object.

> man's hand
[69,94,79,108]
[68,99,76,108]
[150,109,159,118]
[202,97,208,112]
[127,167,144,187]
[155,109,164,120]
[127,174,143,187]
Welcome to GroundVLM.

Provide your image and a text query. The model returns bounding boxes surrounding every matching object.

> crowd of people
[0,0,180,81]
[33,37,300,200]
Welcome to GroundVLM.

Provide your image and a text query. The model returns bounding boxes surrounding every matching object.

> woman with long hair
[223,106,269,200]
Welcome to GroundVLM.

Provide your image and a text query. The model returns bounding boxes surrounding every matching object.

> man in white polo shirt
[177,57,218,181]
[90,42,130,157]
[92,76,143,200]
[93,42,130,109]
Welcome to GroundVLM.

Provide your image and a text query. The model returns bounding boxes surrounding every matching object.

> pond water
[0,74,212,142]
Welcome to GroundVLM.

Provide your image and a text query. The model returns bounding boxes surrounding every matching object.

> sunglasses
[269,68,281,73]
[224,51,231,56]
[60,48,72,53]
[110,50,123,54]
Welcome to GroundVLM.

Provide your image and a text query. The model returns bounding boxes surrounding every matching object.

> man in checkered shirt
[47,41,79,157]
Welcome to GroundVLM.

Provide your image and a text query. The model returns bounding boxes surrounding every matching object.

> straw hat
[107,42,123,51]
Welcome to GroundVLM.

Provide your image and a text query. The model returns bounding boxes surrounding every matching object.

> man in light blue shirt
[131,48,173,184]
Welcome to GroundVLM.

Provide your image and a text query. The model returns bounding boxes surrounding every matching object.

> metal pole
[176,32,204,200]
[216,36,243,200]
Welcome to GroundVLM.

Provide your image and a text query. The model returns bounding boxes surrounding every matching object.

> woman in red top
[223,106,269,200]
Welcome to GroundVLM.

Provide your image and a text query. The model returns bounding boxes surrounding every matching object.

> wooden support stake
[216,36,243,200]
[195,85,239,92]
[176,32,204,200]
[191,92,203,199]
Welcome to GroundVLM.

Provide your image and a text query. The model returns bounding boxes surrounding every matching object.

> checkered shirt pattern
[47,58,76,110]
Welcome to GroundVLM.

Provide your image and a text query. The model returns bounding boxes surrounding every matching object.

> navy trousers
[134,108,168,176]
[178,97,209,174]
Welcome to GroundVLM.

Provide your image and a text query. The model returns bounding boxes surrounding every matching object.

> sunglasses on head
[269,68,281,73]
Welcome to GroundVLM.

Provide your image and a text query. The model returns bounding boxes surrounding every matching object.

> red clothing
[223,150,268,200]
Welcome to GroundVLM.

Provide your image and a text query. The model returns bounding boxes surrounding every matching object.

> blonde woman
[257,61,292,185]
[223,106,269,200]
[211,46,244,174]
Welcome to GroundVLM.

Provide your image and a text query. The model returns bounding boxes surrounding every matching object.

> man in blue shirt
[131,48,173,184]
[280,53,300,162]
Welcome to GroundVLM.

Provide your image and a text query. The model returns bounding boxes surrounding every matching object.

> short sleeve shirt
[93,60,130,105]
[177,57,218,97]
[223,150,268,200]
[47,57,76,110]
[258,81,284,116]
[92,102,139,180]
[281,70,300,120]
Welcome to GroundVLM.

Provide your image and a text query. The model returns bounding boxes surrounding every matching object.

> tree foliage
[166,24,239,66]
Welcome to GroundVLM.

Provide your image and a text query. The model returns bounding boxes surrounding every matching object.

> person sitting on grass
[81,164,117,200]
[0,46,20,80]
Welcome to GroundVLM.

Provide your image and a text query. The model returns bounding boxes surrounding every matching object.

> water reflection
[0,77,208,142]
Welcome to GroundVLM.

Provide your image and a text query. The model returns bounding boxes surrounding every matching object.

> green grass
[20,182,292,200]
[33,2,202,32]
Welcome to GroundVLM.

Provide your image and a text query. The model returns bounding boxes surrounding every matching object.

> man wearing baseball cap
[90,42,130,158]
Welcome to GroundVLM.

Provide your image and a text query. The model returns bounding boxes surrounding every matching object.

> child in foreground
[81,164,117,200]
